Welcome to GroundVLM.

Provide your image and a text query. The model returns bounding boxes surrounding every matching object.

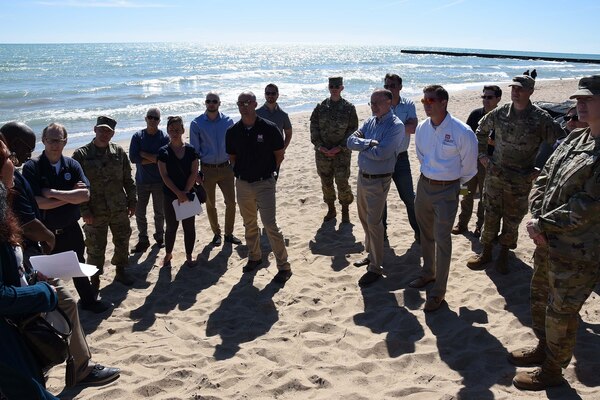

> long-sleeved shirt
[415,112,478,184]
[347,111,403,174]
[189,112,234,165]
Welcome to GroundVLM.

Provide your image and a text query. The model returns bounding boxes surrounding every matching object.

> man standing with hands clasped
[348,89,403,286]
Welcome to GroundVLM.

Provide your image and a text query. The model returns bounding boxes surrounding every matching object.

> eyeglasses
[8,151,19,165]
[564,114,579,122]
[265,91,278,96]
[421,98,440,105]
[205,99,219,104]
[329,85,341,89]
[146,115,160,121]
[481,95,496,100]
[45,138,67,145]
[383,84,398,89]
[237,101,252,107]
[368,100,389,107]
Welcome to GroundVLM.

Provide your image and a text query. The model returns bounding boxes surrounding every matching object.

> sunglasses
[45,138,67,145]
[146,115,160,121]
[265,91,278,96]
[564,114,579,122]
[205,99,219,104]
[383,84,398,89]
[329,85,341,89]
[237,101,252,107]
[421,98,440,105]
[7,151,19,165]
[481,95,496,100]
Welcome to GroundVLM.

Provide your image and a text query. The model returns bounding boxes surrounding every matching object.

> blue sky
[1,0,599,54]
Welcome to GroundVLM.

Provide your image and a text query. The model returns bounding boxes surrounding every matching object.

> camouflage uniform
[310,97,358,205]
[72,141,136,274]
[529,127,600,369]
[476,102,563,248]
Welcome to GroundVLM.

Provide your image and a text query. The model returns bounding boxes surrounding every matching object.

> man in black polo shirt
[23,123,112,313]
[225,91,292,283]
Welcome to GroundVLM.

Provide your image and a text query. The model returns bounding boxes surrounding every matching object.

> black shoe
[243,259,262,273]
[358,271,382,287]
[353,257,370,267]
[224,234,242,245]
[273,269,292,283]
[130,240,150,253]
[78,364,120,386]
[473,227,481,238]
[114,267,134,286]
[211,234,222,246]
[80,299,113,314]
[153,233,164,247]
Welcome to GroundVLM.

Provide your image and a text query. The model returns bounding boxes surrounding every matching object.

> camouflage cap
[329,76,343,87]
[95,115,117,131]
[569,75,600,98]
[508,75,535,90]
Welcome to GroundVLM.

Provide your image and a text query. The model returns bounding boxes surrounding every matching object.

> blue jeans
[383,152,420,236]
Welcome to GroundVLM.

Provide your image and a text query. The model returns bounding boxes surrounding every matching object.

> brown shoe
[424,296,444,312]
[408,276,435,289]
[323,202,336,222]
[513,364,565,391]
[451,225,467,235]
[466,244,493,270]
[508,343,546,367]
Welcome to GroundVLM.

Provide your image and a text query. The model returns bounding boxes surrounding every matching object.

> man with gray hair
[129,107,169,252]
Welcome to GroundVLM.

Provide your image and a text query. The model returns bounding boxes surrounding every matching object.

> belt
[236,175,273,183]
[361,172,393,179]
[201,161,230,168]
[54,228,64,235]
[420,174,460,186]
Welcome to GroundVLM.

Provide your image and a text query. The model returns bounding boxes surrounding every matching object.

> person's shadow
[205,268,282,360]
[309,221,364,271]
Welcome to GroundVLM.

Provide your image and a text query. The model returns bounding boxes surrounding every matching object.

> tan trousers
[235,178,290,270]
[202,165,236,236]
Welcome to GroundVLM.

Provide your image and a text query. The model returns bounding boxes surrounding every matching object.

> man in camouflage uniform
[72,116,137,287]
[310,76,358,223]
[466,76,563,273]
[508,75,600,391]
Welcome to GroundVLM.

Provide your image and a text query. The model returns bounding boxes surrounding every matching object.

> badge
[64,172,72,181]
[257,134,264,143]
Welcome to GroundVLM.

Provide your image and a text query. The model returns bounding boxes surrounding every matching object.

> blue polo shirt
[22,152,90,230]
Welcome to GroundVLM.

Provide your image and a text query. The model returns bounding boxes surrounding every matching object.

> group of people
[1,73,599,397]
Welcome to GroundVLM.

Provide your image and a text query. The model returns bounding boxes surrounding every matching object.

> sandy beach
[47,78,600,400]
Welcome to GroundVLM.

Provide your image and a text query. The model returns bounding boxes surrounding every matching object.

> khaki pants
[202,165,236,236]
[236,178,290,270]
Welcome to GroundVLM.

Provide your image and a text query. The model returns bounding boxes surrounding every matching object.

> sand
[47,78,600,399]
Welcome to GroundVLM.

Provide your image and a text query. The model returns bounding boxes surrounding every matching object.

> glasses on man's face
[237,101,252,107]
[329,85,341,89]
[421,98,439,105]
[46,138,67,145]
[383,84,398,89]
[265,91,278,96]
[8,152,19,165]
[564,114,579,122]
[481,95,496,100]
[205,99,219,105]
[146,115,160,121]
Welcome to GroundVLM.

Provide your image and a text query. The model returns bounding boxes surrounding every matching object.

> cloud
[35,0,171,8]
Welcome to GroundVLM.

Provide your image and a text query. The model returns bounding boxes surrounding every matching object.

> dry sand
[48,78,600,399]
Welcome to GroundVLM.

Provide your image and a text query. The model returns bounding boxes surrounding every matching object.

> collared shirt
[129,128,169,184]
[189,111,234,165]
[256,103,292,139]
[391,97,416,153]
[415,112,478,184]
[347,111,404,175]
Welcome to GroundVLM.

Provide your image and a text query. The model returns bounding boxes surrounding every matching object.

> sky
[0,0,599,54]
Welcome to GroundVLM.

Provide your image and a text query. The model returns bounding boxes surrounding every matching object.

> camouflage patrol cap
[329,77,343,87]
[95,115,117,131]
[508,75,535,90]
[569,75,600,98]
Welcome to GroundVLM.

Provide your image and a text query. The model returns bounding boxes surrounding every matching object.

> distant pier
[401,49,600,64]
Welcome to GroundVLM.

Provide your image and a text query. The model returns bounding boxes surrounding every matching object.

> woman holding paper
[0,144,59,399]
[157,116,200,268]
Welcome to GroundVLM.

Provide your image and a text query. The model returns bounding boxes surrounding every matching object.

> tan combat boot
[495,245,510,274]
[466,244,493,270]
[323,202,336,222]
[341,204,350,223]
[513,360,565,391]
[508,342,546,366]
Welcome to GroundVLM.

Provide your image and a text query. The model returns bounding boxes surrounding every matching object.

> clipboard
[172,193,203,221]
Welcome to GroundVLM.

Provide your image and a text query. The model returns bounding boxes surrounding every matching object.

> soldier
[509,75,600,390]
[310,76,358,223]
[466,76,563,274]
[452,85,502,237]
[72,116,136,287]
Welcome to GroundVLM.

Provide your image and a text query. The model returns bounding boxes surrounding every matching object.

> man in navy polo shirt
[225,91,292,284]
[23,122,112,313]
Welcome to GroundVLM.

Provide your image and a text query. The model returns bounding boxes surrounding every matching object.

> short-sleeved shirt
[11,171,42,249]
[256,104,292,138]
[391,97,416,153]
[225,116,284,182]
[157,144,199,198]
[23,152,90,230]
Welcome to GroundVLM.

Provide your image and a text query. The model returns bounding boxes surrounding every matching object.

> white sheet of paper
[29,250,98,279]
[172,194,203,221]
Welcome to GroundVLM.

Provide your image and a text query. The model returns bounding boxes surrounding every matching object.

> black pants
[53,223,96,305]
[163,194,196,256]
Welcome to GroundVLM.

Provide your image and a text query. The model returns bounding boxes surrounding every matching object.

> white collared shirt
[415,112,478,184]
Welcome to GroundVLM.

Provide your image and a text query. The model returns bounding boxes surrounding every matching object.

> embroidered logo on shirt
[444,134,455,144]
[64,172,72,181]
[257,134,264,143]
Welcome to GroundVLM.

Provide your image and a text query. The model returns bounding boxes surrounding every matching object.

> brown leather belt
[420,174,459,186]
[361,172,392,179]
[201,161,230,168]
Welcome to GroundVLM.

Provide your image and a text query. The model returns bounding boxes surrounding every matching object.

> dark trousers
[163,194,196,256]
[52,223,96,306]
[383,152,420,235]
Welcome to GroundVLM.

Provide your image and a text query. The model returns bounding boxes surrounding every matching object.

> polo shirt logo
[257,134,264,143]
[64,172,72,181]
